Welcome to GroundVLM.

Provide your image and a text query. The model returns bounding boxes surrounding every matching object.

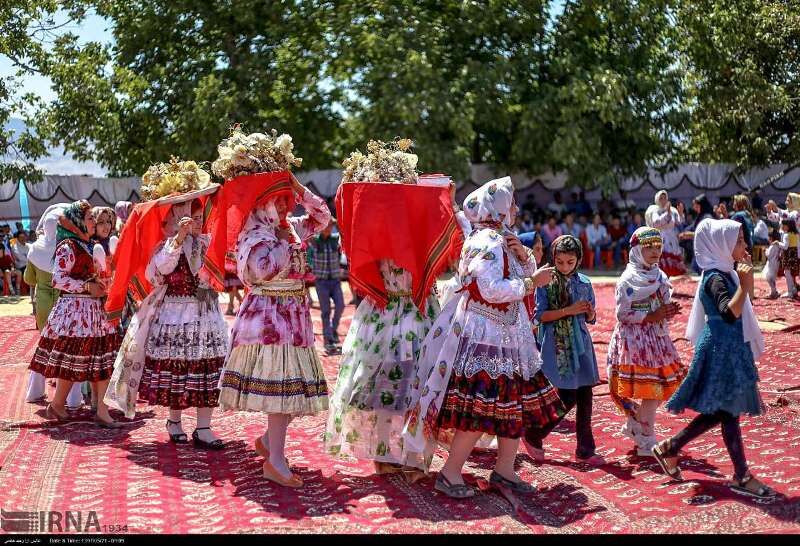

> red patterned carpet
[0,279,798,534]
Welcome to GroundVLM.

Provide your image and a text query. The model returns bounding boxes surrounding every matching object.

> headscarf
[686,218,765,360]
[544,234,585,378]
[91,206,117,253]
[235,198,299,285]
[787,193,800,212]
[518,231,542,251]
[645,190,674,228]
[56,200,93,245]
[617,227,668,308]
[462,176,515,228]
[27,204,67,272]
[115,201,133,223]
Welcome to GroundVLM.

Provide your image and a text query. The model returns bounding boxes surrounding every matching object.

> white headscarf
[617,226,669,308]
[462,176,515,227]
[645,190,674,227]
[27,203,68,272]
[686,218,765,360]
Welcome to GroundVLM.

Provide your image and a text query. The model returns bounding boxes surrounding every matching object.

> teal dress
[666,270,764,417]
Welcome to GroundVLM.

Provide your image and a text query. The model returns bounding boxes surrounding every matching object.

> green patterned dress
[324,260,439,465]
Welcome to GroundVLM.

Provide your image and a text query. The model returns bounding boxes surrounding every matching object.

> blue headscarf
[518,231,541,250]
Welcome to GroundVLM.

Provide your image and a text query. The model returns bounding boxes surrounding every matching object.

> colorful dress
[402,225,565,470]
[607,278,685,402]
[29,239,121,381]
[667,270,764,417]
[218,189,331,414]
[646,206,686,276]
[137,235,228,409]
[325,260,439,464]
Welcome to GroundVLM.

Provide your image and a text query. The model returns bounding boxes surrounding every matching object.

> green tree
[511,0,688,190]
[678,0,800,174]
[41,0,342,177]
[0,1,81,183]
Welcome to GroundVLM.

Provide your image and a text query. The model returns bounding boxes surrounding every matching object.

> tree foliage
[3,0,799,189]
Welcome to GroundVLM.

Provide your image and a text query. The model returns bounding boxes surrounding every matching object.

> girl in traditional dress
[652,219,777,499]
[778,219,799,298]
[766,192,800,225]
[645,190,686,277]
[607,227,684,456]
[523,235,603,464]
[218,174,331,487]
[401,177,562,498]
[129,198,229,448]
[24,204,81,408]
[325,181,462,476]
[28,200,122,427]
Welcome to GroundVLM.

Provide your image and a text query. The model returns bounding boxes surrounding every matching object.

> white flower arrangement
[341,138,419,184]
[141,158,212,201]
[211,125,303,180]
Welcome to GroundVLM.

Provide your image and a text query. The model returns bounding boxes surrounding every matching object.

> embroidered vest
[164,253,199,297]
[62,240,95,281]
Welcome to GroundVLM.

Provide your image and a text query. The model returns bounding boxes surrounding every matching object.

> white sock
[26,372,46,402]
[267,413,292,478]
[66,382,84,408]
[195,407,218,442]
[167,409,184,435]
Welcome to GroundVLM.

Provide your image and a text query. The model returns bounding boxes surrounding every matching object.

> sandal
[262,459,303,488]
[434,473,475,499]
[192,427,225,450]
[94,416,124,429]
[652,439,682,480]
[46,403,69,421]
[729,472,777,499]
[166,419,188,444]
[521,439,545,463]
[489,471,535,493]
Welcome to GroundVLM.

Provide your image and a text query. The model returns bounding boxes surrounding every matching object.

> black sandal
[166,419,188,444]
[489,471,536,493]
[434,473,475,499]
[729,472,777,499]
[192,427,225,450]
[652,439,682,480]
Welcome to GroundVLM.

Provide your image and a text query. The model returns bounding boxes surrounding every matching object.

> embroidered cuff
[523,277,535,295]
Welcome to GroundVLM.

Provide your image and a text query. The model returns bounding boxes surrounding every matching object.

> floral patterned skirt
[218,344,328,415]
[29,295,120,382]
[137,293,228,409]
[437,369,566,438]
[607,323,686,404]
[781,247,800,277]
[659,251,687,277]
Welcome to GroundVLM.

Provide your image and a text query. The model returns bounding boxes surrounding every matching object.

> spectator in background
[679,194,714,274]
[753,215,770,246]
[586,213,611,269]
[575,191,592,217]
[522,194,537,214]
[114,201,134,233]
[307,218,345,353]
[547,191,567,218]
[626,212,645,239]
[541,216,563,248]
[0,246,20,295]
[520,212,535,233]
[607,216,629,268]
[560,213,583,239]
[10,231,30,279]
[751,190,764,212]
[730,194,756,251]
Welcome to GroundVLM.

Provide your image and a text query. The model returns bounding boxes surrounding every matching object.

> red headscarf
[336,181,463,312]
[203,171,296,291]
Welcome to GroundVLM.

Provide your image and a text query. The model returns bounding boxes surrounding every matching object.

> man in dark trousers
[308,218,345,354]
